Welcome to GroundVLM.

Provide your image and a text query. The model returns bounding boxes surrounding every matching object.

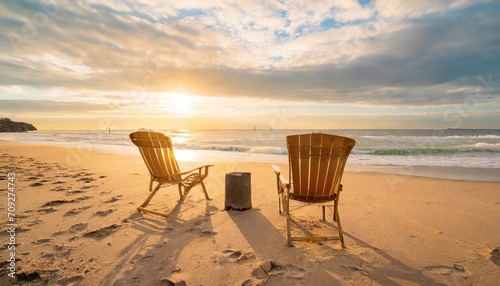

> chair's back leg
[149,176,154,192]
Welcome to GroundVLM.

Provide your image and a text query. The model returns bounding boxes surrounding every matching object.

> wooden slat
[298,134,311,198]
[167,141,181,179]
[317,134,331,197]
[323,134,339,197]
[308,133,322,197]
[151,132,169,178]
[287,135,300,195]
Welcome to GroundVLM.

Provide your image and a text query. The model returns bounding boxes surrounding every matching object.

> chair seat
[289,194,337,203]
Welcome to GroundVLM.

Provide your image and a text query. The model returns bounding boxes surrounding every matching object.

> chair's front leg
[284,189,292,247]
[177,183,183,199]
[199,178,210,200]
[140,181,162,208]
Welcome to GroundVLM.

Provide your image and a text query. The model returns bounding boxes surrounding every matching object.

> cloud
[0,99,115,113]
[0,0,498,110]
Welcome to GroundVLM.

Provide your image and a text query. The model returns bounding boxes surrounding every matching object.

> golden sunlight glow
[159,92,195,116]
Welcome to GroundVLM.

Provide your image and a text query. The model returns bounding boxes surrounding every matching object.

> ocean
[1,129,499,181]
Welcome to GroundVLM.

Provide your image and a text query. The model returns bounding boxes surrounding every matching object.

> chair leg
[149,176,154,192]
[322,206,326,221]
[284,196,293,247]
[286,214,292,247]
[177,183,183,199]
[139,182,162,209]
[199,178,210,200]
[333,199,338,222]
[336,213,345,248]
[334,199,345,248]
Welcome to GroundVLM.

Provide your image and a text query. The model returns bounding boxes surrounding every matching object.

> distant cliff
[0,117,37,132]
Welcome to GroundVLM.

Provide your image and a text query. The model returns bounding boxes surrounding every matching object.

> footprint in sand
[252,261,286,279]
[15,272,45,284]
[83,224,121,240]
[490,247,500,266]
[30,182,44,187]
[26,220,42,227]
[41,199,77,207]
[54,275,84,285]
[52,245,72,258]
[104,196,120,203]
[251,261,305,281]
[222,249,255,263]
[63,206,92,217]
[39,197,91,211]
[81,185,97,190]
[93,209,114,217]
[69,223,88,233]
[77,196,93,201]
[32,238,53,245]
[200,230,218,237]
[424,264,466,276]
[37,207,57,214]
[159,279,186,286]
[50,186,65,192]
[53,230,65,236]
[77,177,95,183]
[67,190,86,195]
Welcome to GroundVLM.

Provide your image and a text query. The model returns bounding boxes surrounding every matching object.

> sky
[0,0,499,130]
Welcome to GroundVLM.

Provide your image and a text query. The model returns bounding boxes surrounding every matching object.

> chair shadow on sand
[228,208,446,286]
[101,197,217,285]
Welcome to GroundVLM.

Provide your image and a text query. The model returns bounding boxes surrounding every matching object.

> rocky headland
[0,117,37,132]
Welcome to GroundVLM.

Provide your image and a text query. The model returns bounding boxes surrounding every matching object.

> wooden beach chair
[129,131,213,217]
[272,133,356,247]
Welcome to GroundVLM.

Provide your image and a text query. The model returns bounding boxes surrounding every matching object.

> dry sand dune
[0,142,499,285]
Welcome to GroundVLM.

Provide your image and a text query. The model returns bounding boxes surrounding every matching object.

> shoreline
[0,141,499,285]
[1,140,499,182]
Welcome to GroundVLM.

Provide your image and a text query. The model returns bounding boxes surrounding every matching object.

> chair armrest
[271,164,281,175]
[176,165,213,177]
[279,174,289,188]
[271,164,289,194]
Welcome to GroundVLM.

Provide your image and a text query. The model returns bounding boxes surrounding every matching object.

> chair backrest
[129,131,181,181]
[286,133,355,203]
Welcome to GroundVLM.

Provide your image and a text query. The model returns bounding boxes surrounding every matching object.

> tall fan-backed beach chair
[272,133,356,247]
[129,131,213,217]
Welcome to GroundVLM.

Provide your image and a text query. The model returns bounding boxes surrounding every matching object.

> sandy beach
[1,141,499,285]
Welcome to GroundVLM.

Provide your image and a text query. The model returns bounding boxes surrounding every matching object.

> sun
[161,92,195,116]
